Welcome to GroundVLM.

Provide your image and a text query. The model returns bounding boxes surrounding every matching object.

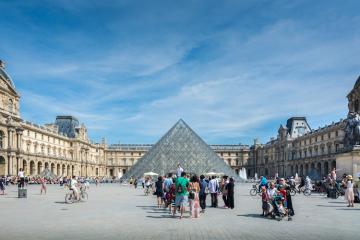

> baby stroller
[271,194,286,221]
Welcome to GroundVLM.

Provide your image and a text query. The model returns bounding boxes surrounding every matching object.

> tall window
[8,99,13,113]
[0,131,4,148]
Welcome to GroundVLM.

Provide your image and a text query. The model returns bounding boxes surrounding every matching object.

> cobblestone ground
[0,183,358,240]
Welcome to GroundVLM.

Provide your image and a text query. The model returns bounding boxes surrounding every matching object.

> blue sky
[0,0,359,145]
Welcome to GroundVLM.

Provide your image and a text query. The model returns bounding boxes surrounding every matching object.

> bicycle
[144,185,152,195]
[296,186,312,196]
[249,184,262,196]
[65,186,88,204]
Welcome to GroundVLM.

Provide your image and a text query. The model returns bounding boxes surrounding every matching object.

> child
[165,183,176,214]
[261,186,269,216]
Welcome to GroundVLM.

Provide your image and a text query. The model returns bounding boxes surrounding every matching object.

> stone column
[7,154,12,176]
[8,129,13,149]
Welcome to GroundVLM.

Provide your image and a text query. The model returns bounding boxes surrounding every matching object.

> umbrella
[143,172,159,177]
[205,172,219,177]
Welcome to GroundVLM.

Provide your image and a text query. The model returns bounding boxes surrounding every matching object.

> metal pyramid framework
[123,119,238,179]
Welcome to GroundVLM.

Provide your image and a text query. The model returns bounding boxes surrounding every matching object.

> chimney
[0,60,5,69]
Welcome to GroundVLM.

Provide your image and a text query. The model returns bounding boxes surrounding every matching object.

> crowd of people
[0,168,121,196]
[255,167,358,221]
[131,164,236,219]
[257,176,295,221]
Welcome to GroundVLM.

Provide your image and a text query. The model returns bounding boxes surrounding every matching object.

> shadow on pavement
[146,215,175,219]
[54,201,67,204]
[237,213,265,219]
[316,204,344,208]
[336,208,359,210]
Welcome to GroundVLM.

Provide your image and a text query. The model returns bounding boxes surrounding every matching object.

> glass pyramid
[123,119,238,179]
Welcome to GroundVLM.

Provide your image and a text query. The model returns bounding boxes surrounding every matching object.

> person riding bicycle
[297,177,305,193]
[70,176,79,200]
[145,178,152,193]
[305,176,312,191]
[258,176,268,191]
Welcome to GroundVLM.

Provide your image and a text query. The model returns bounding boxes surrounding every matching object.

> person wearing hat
[344,175,354,207]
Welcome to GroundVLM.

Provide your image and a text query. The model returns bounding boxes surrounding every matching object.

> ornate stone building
[0,61,107,177]
[1,60,358,179]
[246,76,360,180]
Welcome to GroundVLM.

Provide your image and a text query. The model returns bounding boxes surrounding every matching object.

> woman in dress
[344,175,354,207]
[155,176,164,208]
[189,175,200,218]
[40,177,47,195]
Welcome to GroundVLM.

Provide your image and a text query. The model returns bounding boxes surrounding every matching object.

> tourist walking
[155,176,164,208]
[40,177,47,195]
[0,176,5,195]
[285,184,295,220]
[344,175,355,207]
[199,175,208,213]
[226,177,235,209]
[189,175,200,218]
[220,175,229,208]
[208,176,219,208]
[134,178,138,189]
[164,173,173,193]
[173,172,189,219]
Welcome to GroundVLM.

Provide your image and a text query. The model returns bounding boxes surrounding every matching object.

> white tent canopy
[205,172,224,177]
[143,172,159,177]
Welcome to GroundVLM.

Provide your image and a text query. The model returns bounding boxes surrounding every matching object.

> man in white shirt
[176,164,183,178]
[208,176,219,207]
[18,168,25,189]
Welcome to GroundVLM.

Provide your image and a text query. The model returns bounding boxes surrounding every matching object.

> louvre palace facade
[0,60,358,179]
[0,61,249,177]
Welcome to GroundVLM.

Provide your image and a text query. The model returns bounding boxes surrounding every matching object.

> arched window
[0,131,4,149]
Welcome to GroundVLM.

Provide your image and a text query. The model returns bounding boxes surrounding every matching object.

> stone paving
[0,183,358,240]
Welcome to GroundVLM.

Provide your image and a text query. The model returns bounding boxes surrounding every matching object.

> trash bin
[18,188,27,198]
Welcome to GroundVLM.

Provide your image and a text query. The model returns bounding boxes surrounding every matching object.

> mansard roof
[354,76,360,89]
[0,62,19,97]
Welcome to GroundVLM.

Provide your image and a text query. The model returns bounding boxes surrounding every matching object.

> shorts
[175,195,188,207]
[155,191,163,198]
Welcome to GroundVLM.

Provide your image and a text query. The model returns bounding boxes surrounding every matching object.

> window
[0,131,4,148]
[336,131,339,137]
[328,133,331,139]
[8,99,13,113]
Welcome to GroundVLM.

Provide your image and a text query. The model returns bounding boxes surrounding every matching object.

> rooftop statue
[344,112,360,146]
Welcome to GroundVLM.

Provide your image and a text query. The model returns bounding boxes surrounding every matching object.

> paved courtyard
[0,183,358,240]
